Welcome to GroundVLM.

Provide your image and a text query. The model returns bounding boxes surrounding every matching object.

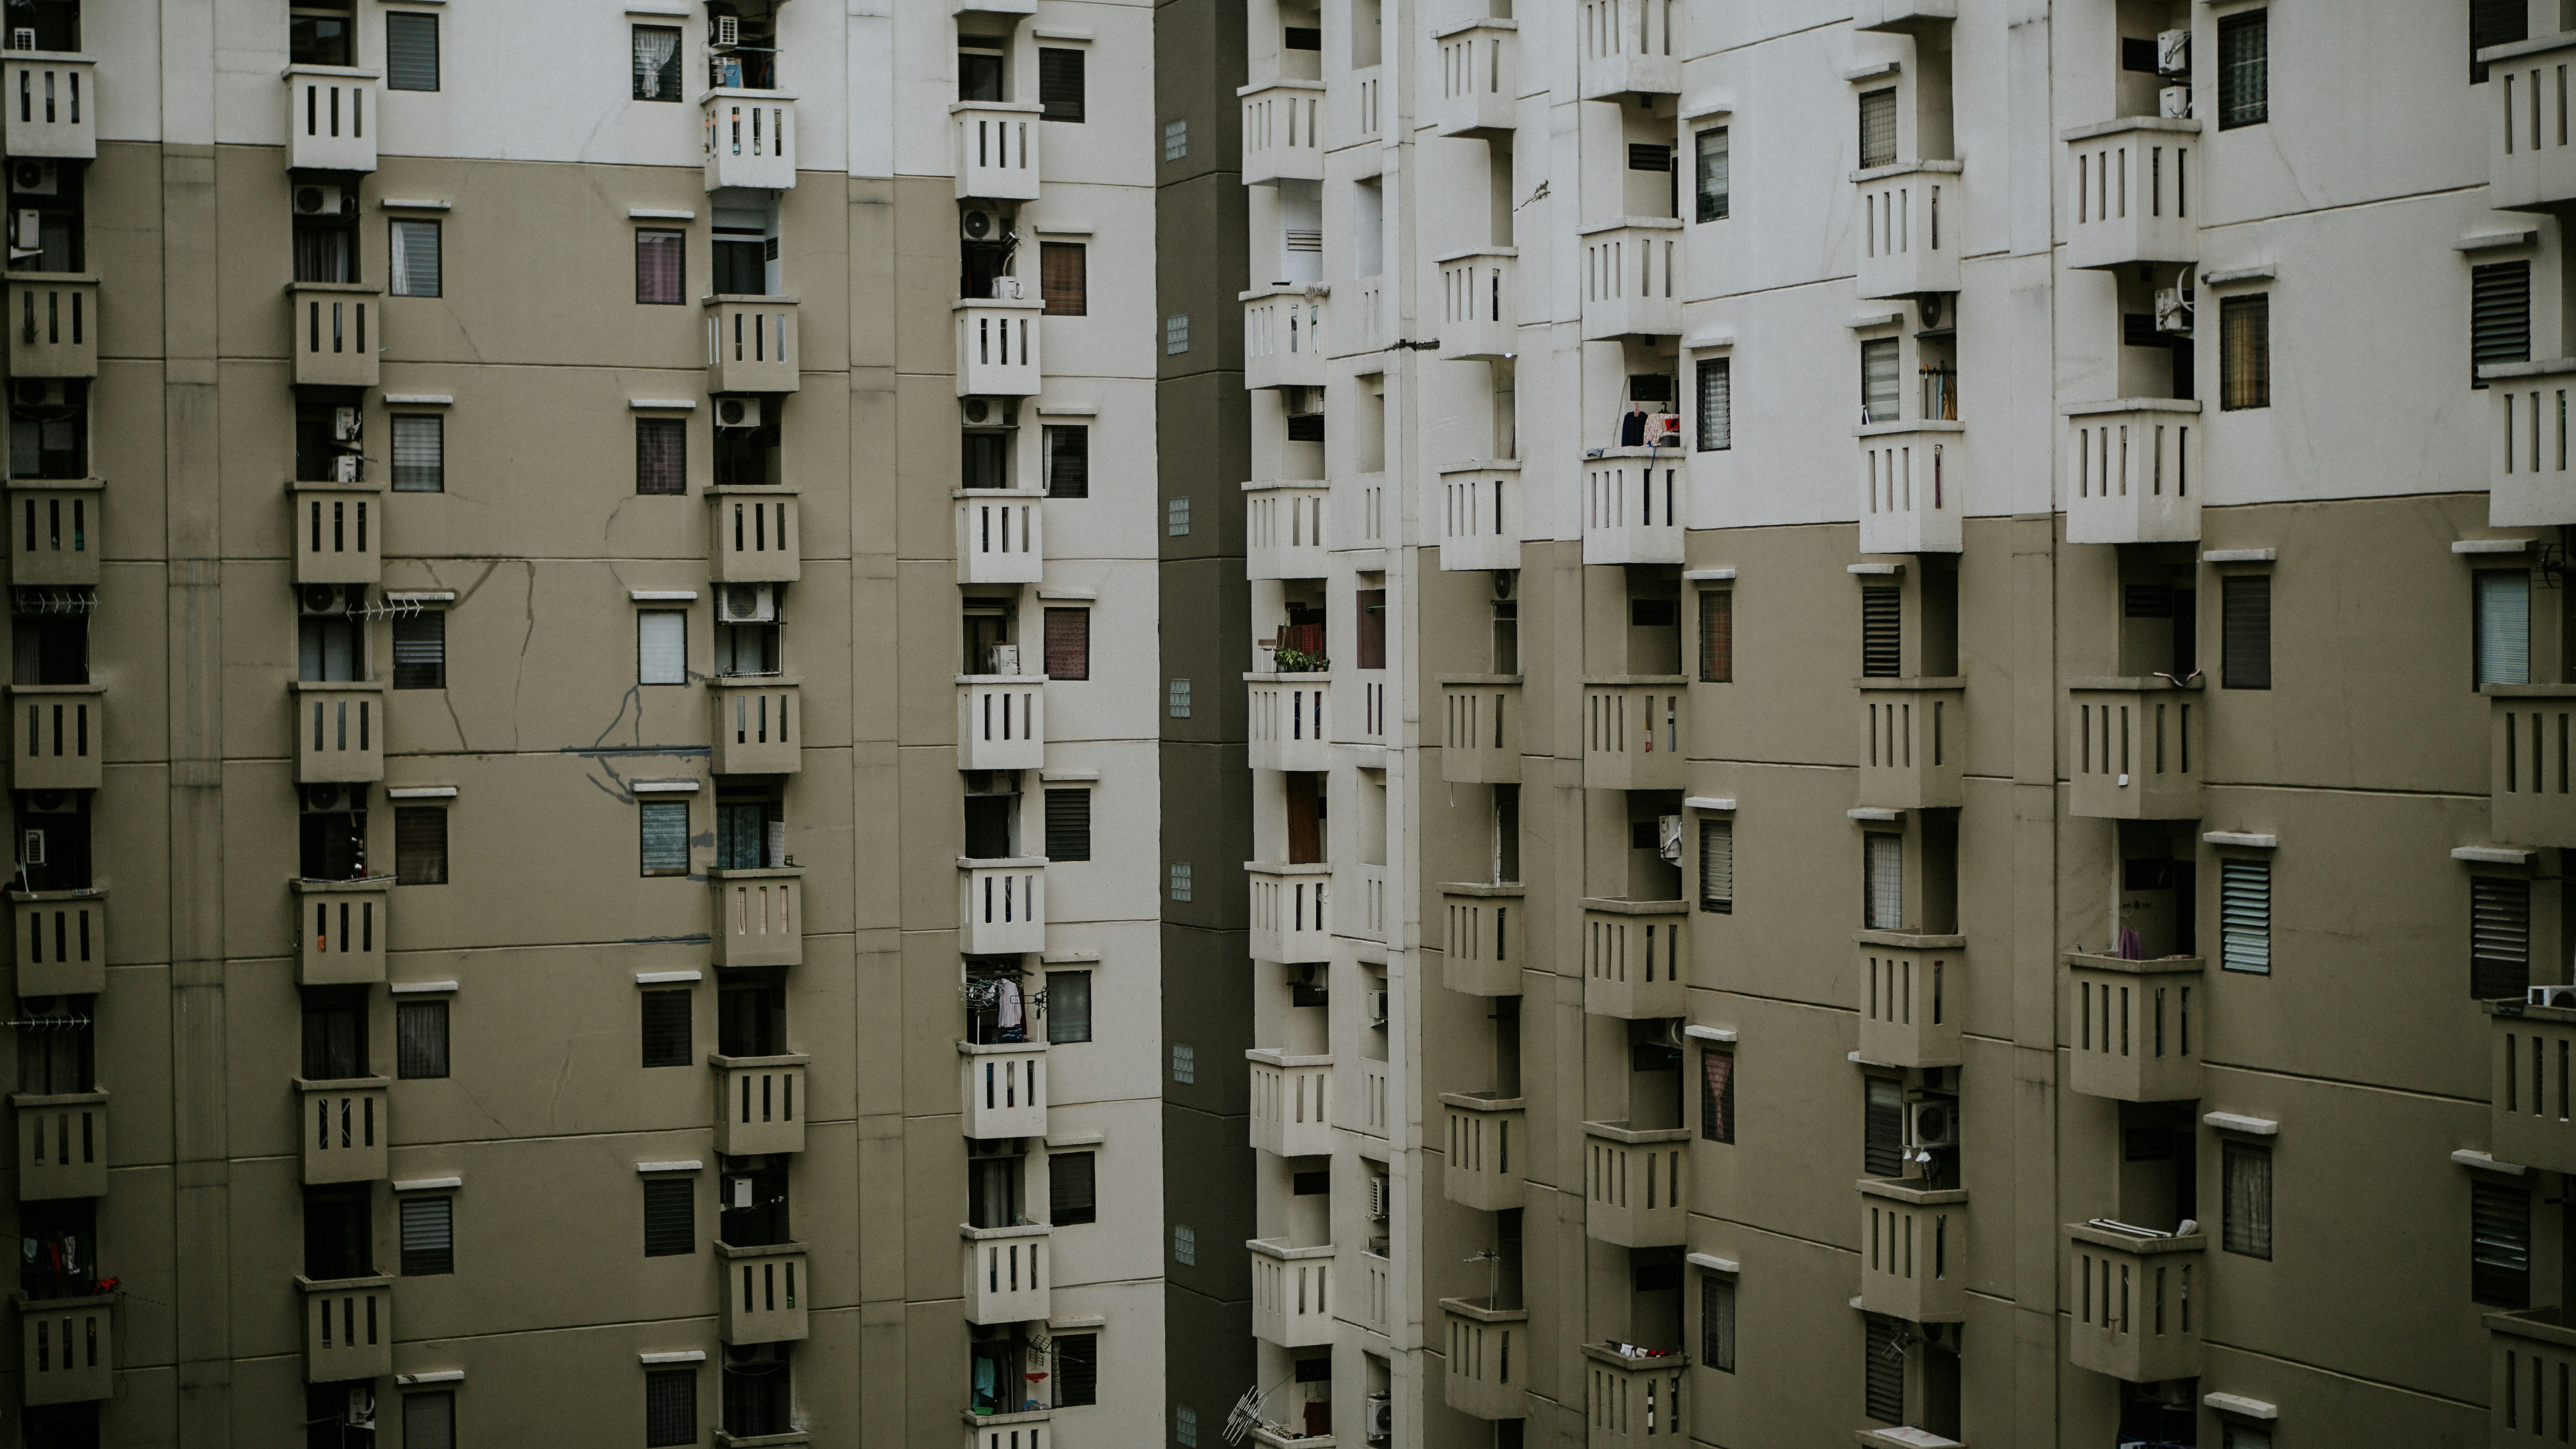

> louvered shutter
[1698,818,1734,912]
[1696,358,1731,452]
[2473,875,2533,1000]
[1864,1076,1905,1177]
[392,415,444,493]
[1861,587,1901,678]
[2223,1142,2272,1258]
[2221,574,2271,689]
[642,1178,696,1255]
[1045,607,1091,679]
[1863,1317,1906,1422]
[1055,1334,1100,1407]
[1861,337,1901,424]
[1701,1276,1737,1371]
[2219,858,2271,974]
[1865,833,1904,930]
[386,12,440,91]
[1858,87,1898,169]
[1700,1049,1734,1143]
[2474,1180,2534,1307]
[1698,590,1733,682]
[2478,572,2533,687]
[638,610,687,685]
[2474,262,2533,385]
[641,989,693,1067]
[2220,294,2269,409]
[1045,788,1093,862]
[393,611,445,689]
[400,1195,453,1275]
[639,800,691,875]
[1039,48,1086,121]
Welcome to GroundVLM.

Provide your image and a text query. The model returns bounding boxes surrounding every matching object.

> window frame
[2218,855,2272,975]
[1857,86,1899,169]
[1700,1047,1735,1143]
[1045,606,1092,680]
[395,997,450,1079]
[645,1367,699,1448]
[1044,423,1090,499]
[392,609,447,690]
[402,1388,457,1449]
[2216,9,2269,129]
[1695,356,1731,452]
[395,803,448,885]
[385,10,441,92]
[1053,1332,1100,1407]
[1700,1272,1738,1372]
[2475,568,2533,689]
[398,1193,455,1276]
[1051,1148,1099,1223]
[389,218,442,297]
[2473,1177,2535,1308]
[1694,125,1729,223]
[638,609,690,686]
[1697,588,1733,682]
[632,24,685,103]
[635,415,689,495]
[1045,968,1094,1045]
[2218,291,2270,410]
[2219,572,2271,690]
[639,798,693,877]
[1698,816,1734,914]
[2221,1140,2272,1258]
[1044,787,1093,864]
[641,987,694,1068]
[1041,241,1088,317]
[642,1176,697,1256]
[1039,46,1088,122]
[635,228,687,305]
[2472,258,2534,388]
[390,413,445,493]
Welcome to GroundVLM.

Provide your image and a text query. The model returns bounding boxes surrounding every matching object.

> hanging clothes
[996,978,1025,1040]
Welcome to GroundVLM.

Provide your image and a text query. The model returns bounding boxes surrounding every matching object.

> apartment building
[1223,0,2576,1445]
[0,1,1168,1445]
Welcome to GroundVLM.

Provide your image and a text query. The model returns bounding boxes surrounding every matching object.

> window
[1039,48,1086,121]
[2220,574,2270,688]
[1865,832,1905,931]
[399,1195,454,1276]
[1698,590,1733,682]
[2219,294,2270,409]
[1045,607,1091,680]
[2217,11,2268,127]
[641,988,693,1067]
[1167,496,1191,534]
[1173,1223,1197,1265]
[2221,1141,2272,1258]
[1861,585,1902,679]
[1051,1149,1098,1223]
[1357,588,1386,669]
[1168,679,1192,718]
[1695,358,1731,451]
[395,806,447,885]
[635,417,688,495]
[1054,1334,1099,1407]
[1694,127,1729,222]
[1701,1275,1737,1372]
[1164,314,1190,354]
[385,11,440,90]
[2222,1426,2272,1449]
[1045,789,1092,863]
[640,799,692,876]
[638,610,688,685]
[392,610,446,689]
[2473,875,2533,999]
[1700,1049,1735,1143]
[1863,1316,1905,1422]
[1864,1076,1905,1177]
[1698,818,1735,914]
[1169,861,1193,900]
[1858,87,1898,168]
[1045,425,1090,498]
[633,25,684,101]
[636,230,686,304]
[1628,142,1672,173]
[2474,0,2528,81]
[643,1177,696,1256]
[1042,242,1088,316]
[2476,1179,2536,1307]
[2478,571,2533,687]
[1171,1043,1195,1084]
[391,415,444,492]
[1044,970,1094,1048]
[1164,118,1189,160]
[646,1367,699,1447]
[1861,336,1901,424]
[389,220,441,297]
[395,999,449,1079]
[2219,858,2271,974]
[2473,260,2533,386]
[403,1390,456,1449]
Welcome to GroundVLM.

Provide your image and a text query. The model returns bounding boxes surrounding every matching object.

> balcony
[711,488,801,583]
[287,283,381,388]
[8,683,101,791]
[2063,400,2202,544]
[5,273,95,377]
[297,1077,388,1184]
[298,1274,392,1382]
[284,67,377,172]
[1240,80,1325,184]
[1437,463,1521,572]
[2489,361,2576,526]
[1577,0,1678,97]
[2491,1310,2576,1443]
[2497,688,2576,841]
[711,677,801,775]
[1244,286,1327,391]
[2061,119,2199,270]
[2484,35,2576,211]
[14,1090,105,1199]
[712,868,803,968]
[1441,884,1523,995]
[290,482,382,586]
[1436,249,1518,360]
[1853,162,1964,300]
[1582,679,1687,791]
[294,878,387,986]
[11,889,103,996]
[1580,1344,1687,1449]
[2066,679,2201,819]
[720,1243,808,1345]
[2489,999,2576,1173]
[1583,1120,1688,1247]
[2065,954,2203,1101]
[702,90,796,190]
[1581,449,1684,564]
[966,1409,1053,1449]
[1246,482,1331,580]
[1430,23,1517,138]
[1582,900,1689,1019]
[1250,1238,1337,1347]
[1441,1092,1524,1209]
[958,676,1045,771]
[4,54,95,159]
[15,1293,111,1404]
[960,857,1046,955]
[962,1224,1050,1325]
[953,102,1042,201]
[955,299,1044,396]
[1443,1297,1529,1419]
[1859,1178,1967,1322]
[1248,1049,1334,1157]
[956,488,1045,585]
[1857,680,1963,810]
[7,481,100,587]
[713,1054,807,1155]
[1856,423,1965,555]
[292,681,383,785]
[1249,861,1333,964]
[1439,678,1521,785]
[959,1041,1048,1139]
[1856,932,1963,1069]
[1578,222,1681,340]
[706,296,802,394]
[2066,1222,2203,1382]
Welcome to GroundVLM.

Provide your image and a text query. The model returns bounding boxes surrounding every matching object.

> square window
[641,988,693,1067]
[640,799,692,876]
[635,416,688,495]
[386,12,440,91]
[1039,47,1086,122]
[389,220,441,297]
[636,229,686,304]
[633,26,684,102]
[392,610,446,689]
[643,1177,696,1256]
[399,1194,453,1275]
[391,415,444,493]
[646,1367,699,1446]
[395,805,448,885]
[1044,424,1090,498]
[396,998,450,1079]
[638,610,689,685]
[1046,970,1093,1044]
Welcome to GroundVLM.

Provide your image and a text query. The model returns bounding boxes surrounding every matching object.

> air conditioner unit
[10,29,34,52]
[329,453,362,484]
[2154,286,2194,336]
[22,790,73,815]
[718,582,778,624]
[1283,386,1324,418]
[9,208,36,259]
[728,1174,756,1209]
[13,379,70,409]
[2158,85,2191,119]
[1657,814,1683,864]
[715,396,765,430]
[1367,1175,1388,1220]
[1363,1397,1392,1442]
[987,643,1020,676]
[333,406,363,443]
[9,160,55,196]
[2156,29,2190,77]
[343,1386,377,1431]
[961,207,1005,243]
[1366,990,1388,1025]
[1643,412,1681,447]
[293,183,346,218]
[1905,1098,1958,1151]
[711,13,741,47]
[991,275,1027,302]
[299,783,352,814]
[2529,985,2576,1009]
[299,583,351,617]
[17,829,41,866]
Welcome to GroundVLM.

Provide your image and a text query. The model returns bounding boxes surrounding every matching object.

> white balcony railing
[2486,359,2576,526]
[1583,448,1684,564]
[957,676,1045,772]
[963,1224,1051,1325]
[1249,861,1333,963]
[953,102,1042,201]
[285,67,377,172]
[959,857,1047,955]
[1241,80,1326,184]
[4,54,95,160]
[956,488,1045,584]
[1248,674,1335,773]
[956,299,1044,396]
[1430,22,1517,138]
[1578,221,1682,340]
[959,1041,1049,1139]
[1856,423,1965,554]
[1577,0,1677,98]
[1852,161,1963,300]
[1248,1049,1334,1157]
[1437,463,1521,572]
[1437,249,1517,361]
[1245,482,1331,580]
[2062,118,2199,270]
[702,89,797,190]
[1245,286,1327,391]
[2064,399,2201,544]
[1251,1238,1337,1346]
